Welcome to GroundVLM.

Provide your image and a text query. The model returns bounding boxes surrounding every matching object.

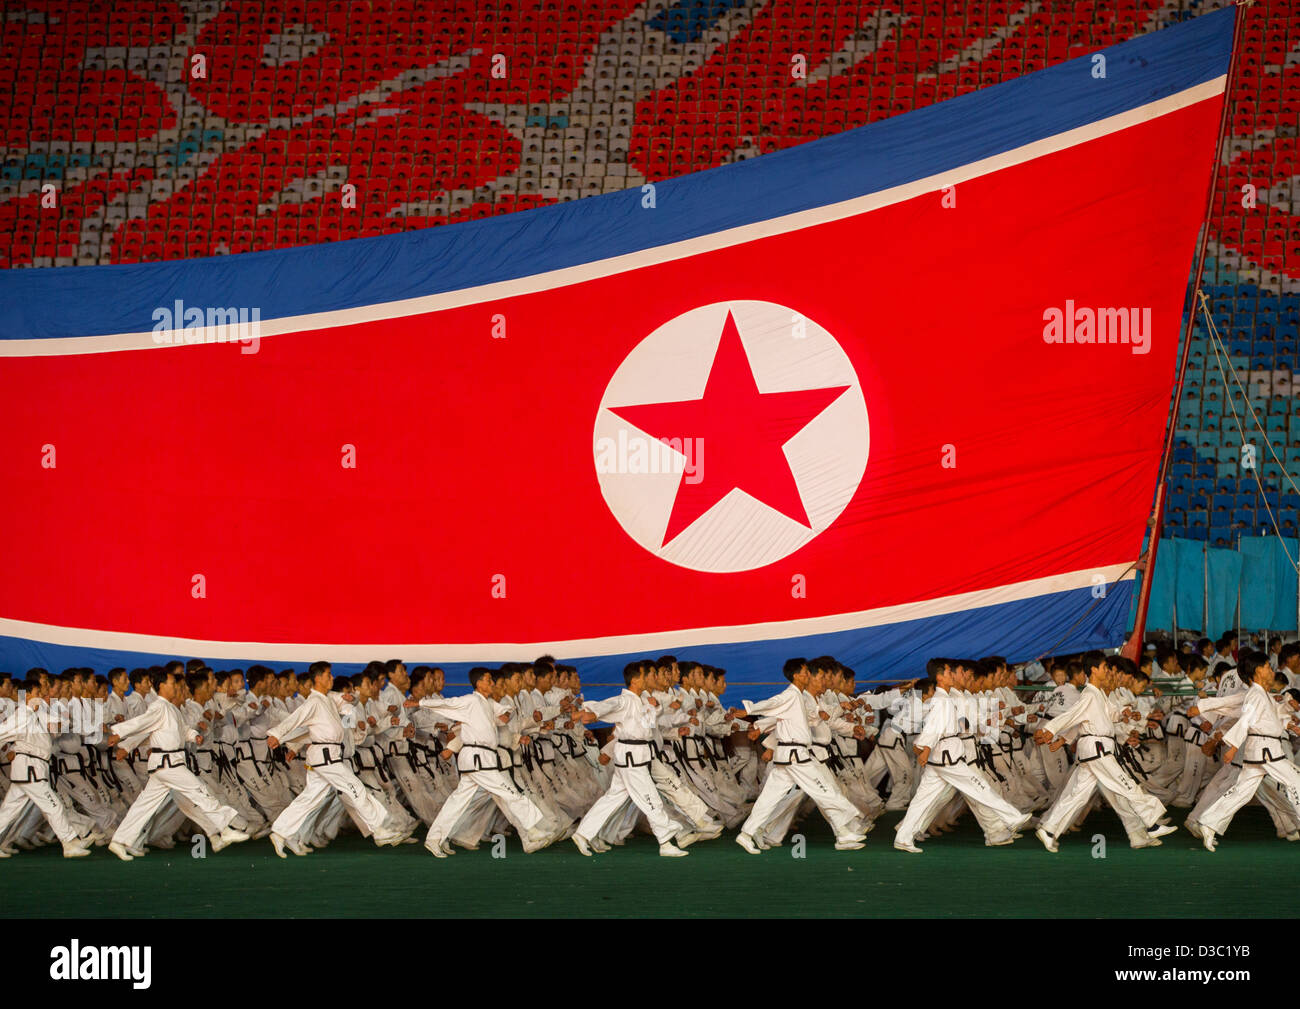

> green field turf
[1,808,1293,918]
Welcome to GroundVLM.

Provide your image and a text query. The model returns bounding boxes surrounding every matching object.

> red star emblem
[609,311,851,547]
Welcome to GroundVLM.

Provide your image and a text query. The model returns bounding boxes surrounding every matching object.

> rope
[1200,290,1300,576]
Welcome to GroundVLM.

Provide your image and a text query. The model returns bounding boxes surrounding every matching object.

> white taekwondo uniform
[739,684,865,844]
[1199,683,1300,838]
[418,690,551,854]
[267,690,402,848]
[1037,682,1166,842]
[576,689,689,846]
[110,694,242,850]
[0,701,96,850]
[894,686,1029,847]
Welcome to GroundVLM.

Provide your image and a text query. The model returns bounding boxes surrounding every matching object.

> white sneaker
[1148,824,1178,840]
[270,832,289,859]
[424,839,449,858]
[218,827,250,849]
[1035,827,1058,853]
[695,823,724,840]
[834,839,865,851]
[62,839,92,858]
[0,848,10,859]
[1132,836,1162,848]
[675,830,704,848]
[985,836,1014,847]
[109,841,135,862]
[572,833,593,856]
[735,832,761,855]
[1200,826,1218,852]
[658,842,689,857]
[590,838,611,853]
[893,838,922,854]
[1287,830,1300,842]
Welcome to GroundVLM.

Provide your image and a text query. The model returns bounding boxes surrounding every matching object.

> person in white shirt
[406,666,556,857]
[735,658,869,854]
[1033,652,1174,852]
[266,661,410,856]
[893,659,1032,853]
[1196,655,1300,850]
[0,677,99,857]
[572,662,695,857]
[105,663,249,860]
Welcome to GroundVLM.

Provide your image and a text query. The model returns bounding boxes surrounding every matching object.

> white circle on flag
[593,300,870,573]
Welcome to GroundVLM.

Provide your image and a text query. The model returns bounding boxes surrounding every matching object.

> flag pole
[1122,2,1248,660]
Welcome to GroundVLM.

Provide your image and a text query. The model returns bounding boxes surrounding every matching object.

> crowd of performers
[3,641,1300,859]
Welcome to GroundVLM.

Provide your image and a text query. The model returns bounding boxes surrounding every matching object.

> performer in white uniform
[1197,656,1300,851]
[572,662,692,857]
[894,660,1032,853]
[408,667,556,857]
[266,661,409,856]
[1033,652,1174,853]
[735,659,869,853]
[106,664,249,860]
[0,678,99,857]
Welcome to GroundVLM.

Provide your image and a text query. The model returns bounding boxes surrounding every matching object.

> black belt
[9,753,50,784]
[1076,735,1117,763]
[149,747,189,771]
[1243,732,1290,764]
[772,742,814,766]
[457,742,504,772]
[306,742,348,769]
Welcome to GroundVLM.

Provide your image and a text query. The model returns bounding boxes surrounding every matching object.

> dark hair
[185,670,209,693]
[1081,650,1107,674]
[128,668,151,687]
[623,662,642,687]
[308,660,332,678]
[411,667,437,689]
[468,667,494,688]
[782,657,807,682]
[384,659,404,675]
[925,658,949,679]
[246,664,274,688]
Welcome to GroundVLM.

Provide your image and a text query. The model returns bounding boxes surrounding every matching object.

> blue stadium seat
[1233,507,1254,525]
[1187,526,1208,541]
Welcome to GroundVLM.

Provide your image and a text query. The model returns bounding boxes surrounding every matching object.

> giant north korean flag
[0,9,1234,690]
